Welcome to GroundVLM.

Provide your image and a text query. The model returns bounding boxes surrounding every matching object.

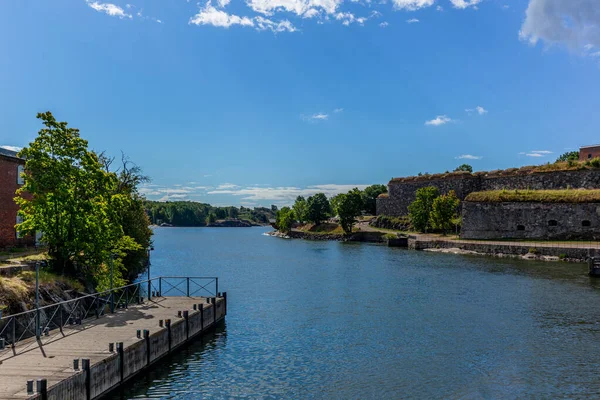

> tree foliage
[454,164,473,173]
[15,112,150,289]
[333,188,364,234]
[276,207,295,234]
[306,193,331,225]
[361,184,387,215]
[292,196,308,223]
[145,202,274,226]
[408,186,439,232]
[555,151,579,163]
[430,190,460,234]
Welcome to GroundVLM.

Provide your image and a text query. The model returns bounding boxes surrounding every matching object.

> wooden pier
[0,291,226,399]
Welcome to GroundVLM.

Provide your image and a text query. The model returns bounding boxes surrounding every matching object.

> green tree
[408,186,439,232]
[292,196,308,223]
[206,212,217,225]
[454,164,473,173]
[276,207,295,234]
[15,112,141,287]
[306,193,331,225]
[430,190,460,234]
[556,151,579,162]
[329,193,343,216]
[362,184,387,215]
[334,188,364,234]
[228,207,239,219]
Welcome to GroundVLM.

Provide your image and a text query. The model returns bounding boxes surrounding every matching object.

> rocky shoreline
[422,247,581,262]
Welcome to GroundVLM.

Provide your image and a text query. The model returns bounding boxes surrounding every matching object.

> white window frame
[17,165,25,185]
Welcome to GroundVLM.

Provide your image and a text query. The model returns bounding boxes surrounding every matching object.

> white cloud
[456,154,482,160]
[246,0,343,17]
[334,108,344,113]
[466,105,488,115]
[255,16,297,31]
[520,150,553,157]
[425,115,453,126]
[530,150,553,154]
[519,0,600,51]
[87,1,132,18]
[449,0,481,9]
[0,145,22,152]
[392,0,434,11]
[207,183,370,202]
[304,113,329,121]
[303,8,320,18]
[218,0,231,7]
[379,21,389,27]
[335,12,367,26]
[436,5,443,11]
[217,183,240,189]
[190,5,254,28]
[406,18,419,23]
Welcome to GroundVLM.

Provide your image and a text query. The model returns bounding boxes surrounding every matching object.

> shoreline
[266,229,592,263]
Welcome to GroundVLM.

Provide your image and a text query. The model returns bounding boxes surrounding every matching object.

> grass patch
[465,189,600,203]
[296,223,357,235]
[390,159,600,184]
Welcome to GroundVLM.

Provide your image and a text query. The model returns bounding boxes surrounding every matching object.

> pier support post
[200,304,204,332]
[144,330,150,366]
[223,292,227,316]
[166,319,171,351]
[82,358,91,400]
[117,342,124,382]
[213,298,217,324]
[183,310,189,339]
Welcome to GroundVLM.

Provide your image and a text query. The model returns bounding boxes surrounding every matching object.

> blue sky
[1,0,599,206]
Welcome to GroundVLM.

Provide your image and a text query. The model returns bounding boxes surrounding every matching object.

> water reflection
[108,227,600,399]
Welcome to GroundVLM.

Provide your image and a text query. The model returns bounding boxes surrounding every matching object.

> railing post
[35,262,40,339]
[215,277,219,298]
[147,262,151,301]
[159,277,162,297]
[11,317,15,348]
[187,277,190,297]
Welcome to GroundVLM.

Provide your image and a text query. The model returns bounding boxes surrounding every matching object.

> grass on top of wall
[389,158,600,184]
[465,189,600,203]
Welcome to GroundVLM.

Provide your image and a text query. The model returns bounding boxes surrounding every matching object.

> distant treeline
[144,201,277,226]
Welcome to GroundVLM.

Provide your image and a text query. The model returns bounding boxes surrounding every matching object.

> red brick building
[0,148,34,248]
[579,145,600,161]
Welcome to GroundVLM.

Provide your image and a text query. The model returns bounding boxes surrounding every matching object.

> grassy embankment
[0,249,83,315]
[466,189,600,203]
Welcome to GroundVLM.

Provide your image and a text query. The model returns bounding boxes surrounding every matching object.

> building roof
[0,147,22,161]
[580,144,600,149]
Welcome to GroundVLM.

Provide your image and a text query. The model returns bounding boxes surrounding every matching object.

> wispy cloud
[406,18,419,23]
[449,0,481,9]
[87,1,132,19]
[392,0,434,11]
[303,113,329,121]
[189,4,296,32]
[207,183,370,202]
[334,108,344,113]
[425,115,453,126]
[519,150,553,157]
[0,145,23,152]
[455,154,482,160]
[216,183,240,190]
[379,21,389,28]
[465,106,488,115]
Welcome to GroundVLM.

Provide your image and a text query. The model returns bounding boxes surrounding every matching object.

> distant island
[145,200,277,227]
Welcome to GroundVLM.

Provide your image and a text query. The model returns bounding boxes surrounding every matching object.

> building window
[517,225,525,231]
[17,165,24,185]
[589,154,593,159]
[582,220,591,227]
[16,215,24,239]
[548,220,558,227]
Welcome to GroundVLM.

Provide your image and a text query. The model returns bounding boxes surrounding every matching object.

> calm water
[109,227,600,399]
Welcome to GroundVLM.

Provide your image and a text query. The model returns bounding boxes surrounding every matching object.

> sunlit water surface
[107,227,600,399]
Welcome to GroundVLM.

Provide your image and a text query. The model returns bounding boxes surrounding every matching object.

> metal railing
[0,276,218,349]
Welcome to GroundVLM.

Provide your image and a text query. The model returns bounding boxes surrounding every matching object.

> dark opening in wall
[548,220,558,227]
[582,220,591,227]
[517,225,525,231]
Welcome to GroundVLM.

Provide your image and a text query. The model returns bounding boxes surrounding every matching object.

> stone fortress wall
[376,169,600,217]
